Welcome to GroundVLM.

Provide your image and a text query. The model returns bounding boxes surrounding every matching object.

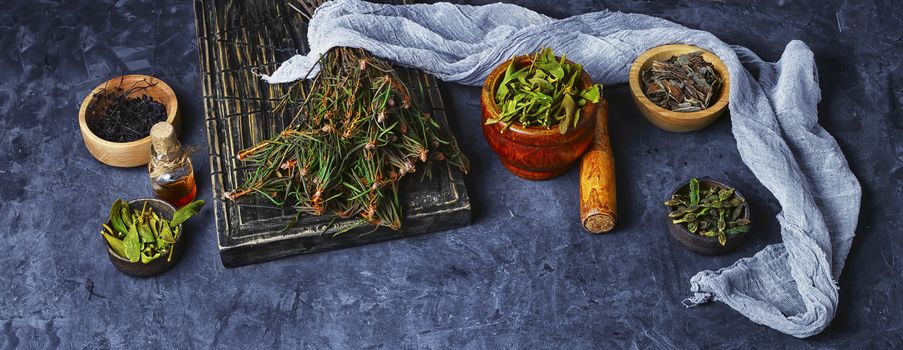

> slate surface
[1,0,901,348]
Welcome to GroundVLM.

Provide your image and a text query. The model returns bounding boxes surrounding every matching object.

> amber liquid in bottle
[151,167,197,207]
[149,122,197,207]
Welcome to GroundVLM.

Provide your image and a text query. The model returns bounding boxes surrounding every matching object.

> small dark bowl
[105,198,184,277]
[666,179,750,255]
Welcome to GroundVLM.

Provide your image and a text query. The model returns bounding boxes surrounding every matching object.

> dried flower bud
[402,97,411,109]
[359,58,368,71]
[419,149,428,162]
[377,111,386,123]
[365,141,376,150]
[280,159,297,170]
[321,125,333,133]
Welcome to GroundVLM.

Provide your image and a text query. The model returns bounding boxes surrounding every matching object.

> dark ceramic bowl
[666,179,750,255]
[105,198,184,277]
[480,55,600,180]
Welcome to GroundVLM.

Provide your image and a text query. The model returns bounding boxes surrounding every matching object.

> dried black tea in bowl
[641,51,722,112]
[87,82,167,143]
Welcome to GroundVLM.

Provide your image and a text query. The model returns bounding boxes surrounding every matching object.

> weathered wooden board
[193,0,470,267]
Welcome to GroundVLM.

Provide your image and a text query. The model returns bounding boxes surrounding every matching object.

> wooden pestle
[579,99,617,233]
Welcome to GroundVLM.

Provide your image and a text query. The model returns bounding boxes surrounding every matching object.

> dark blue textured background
[1,0,901,348]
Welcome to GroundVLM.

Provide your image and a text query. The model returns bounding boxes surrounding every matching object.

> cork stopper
[150,122,179,156]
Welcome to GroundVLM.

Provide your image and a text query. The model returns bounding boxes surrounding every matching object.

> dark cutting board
[193,0,470,267]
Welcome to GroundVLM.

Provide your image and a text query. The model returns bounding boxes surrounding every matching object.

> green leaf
[687,221,698,233]
[120,205,132,228]
[726,225,750,236]
[579,85,601,103]
[149,218,159,238]
[538,60,564,81]
[566,64,582,88]
[559,113,571,134]
[528,77,554,92]
[138,223,155,243]
[560,94,576,134]
[102,231,127,258]
[109,199,128,235]
[502,59,517,80]
[717,232,727,246]
[718,188,734,201]
[160,222,176,244]
[140,251,161,264]
[689,178,700,206]
[170,200,205,227]
[123,224,142,263]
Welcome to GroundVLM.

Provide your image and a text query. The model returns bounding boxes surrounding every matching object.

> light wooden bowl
[628,44,729,132]
[78,75,179,167]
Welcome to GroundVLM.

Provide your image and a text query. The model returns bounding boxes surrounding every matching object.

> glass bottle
[148,122,197,207]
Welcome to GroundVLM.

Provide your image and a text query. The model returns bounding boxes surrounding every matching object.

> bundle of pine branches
[226,47,468,231]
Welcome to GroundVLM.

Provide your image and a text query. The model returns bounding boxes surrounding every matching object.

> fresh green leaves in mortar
[100,199,205,264]
[488,47,603,134]
[663,178,751,246]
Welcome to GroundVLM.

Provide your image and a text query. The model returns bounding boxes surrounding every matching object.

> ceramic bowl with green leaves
[664,178,751,255]
[101,198,204,277]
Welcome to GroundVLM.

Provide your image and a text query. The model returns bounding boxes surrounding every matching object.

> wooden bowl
[666,179,750,255]
[78,75,180,167]
[628,44,729,132]
[481,56,600,180]
[105,198,185,277]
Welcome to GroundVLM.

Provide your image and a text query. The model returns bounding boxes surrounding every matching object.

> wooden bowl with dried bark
[628,44,729,133]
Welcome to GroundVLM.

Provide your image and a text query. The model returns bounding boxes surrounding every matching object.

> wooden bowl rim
[482,55,599,137]
[78,74,179,148]
[628,44,730,120]
[105,198,183,262]
[666,178,750,244]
